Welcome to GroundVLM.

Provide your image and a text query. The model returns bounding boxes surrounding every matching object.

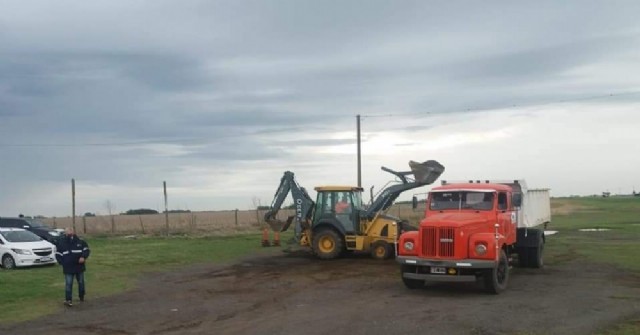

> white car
[0,227,57,269]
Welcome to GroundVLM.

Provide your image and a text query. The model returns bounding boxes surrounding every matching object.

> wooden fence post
[138,215,145,234]
[72,179,76,232]
[163,181,169,237]
[82,216,87,234]
[235,209,239,226]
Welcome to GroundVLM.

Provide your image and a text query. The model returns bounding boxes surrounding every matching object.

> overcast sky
[1,1,639,217]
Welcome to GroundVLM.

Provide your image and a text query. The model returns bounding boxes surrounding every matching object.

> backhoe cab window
[430,191,494,211]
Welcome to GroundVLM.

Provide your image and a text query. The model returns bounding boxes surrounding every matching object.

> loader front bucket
[409,160,445,185]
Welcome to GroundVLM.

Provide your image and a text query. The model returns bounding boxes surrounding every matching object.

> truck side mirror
[512,193,522,207]
[412,196,418,209]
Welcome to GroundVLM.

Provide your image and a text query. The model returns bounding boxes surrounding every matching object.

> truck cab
[398,180,550,293]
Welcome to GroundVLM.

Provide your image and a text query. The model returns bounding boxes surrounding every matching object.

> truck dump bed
[519,188,551,228]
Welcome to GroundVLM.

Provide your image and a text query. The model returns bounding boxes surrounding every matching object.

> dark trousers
[64,272,85,301]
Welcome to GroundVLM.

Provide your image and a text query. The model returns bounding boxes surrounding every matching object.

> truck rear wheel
[484,249,509,294]
[528,238,544,269]
[401,265,424,289]
[371,241,393,260]
[312,228,344,260]
[517,247,529,267]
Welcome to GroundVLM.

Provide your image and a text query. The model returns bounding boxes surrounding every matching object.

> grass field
[0,234,266,324]
[1,197,639,333]
[546,196,640,335]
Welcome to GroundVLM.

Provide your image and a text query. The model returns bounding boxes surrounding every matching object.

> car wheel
[2,255,16,270]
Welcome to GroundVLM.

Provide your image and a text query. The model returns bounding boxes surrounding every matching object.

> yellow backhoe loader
[264,160,445,259]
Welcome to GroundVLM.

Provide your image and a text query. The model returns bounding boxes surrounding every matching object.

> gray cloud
[1,0,640,215]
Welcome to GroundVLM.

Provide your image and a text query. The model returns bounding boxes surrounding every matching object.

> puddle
[579,228,611,232]
[544,230,558,236]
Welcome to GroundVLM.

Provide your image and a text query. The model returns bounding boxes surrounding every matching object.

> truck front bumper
[397,256,496,283]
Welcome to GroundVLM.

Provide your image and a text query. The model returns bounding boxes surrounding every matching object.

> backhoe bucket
[265,215,294,232]
[409,160,445,185]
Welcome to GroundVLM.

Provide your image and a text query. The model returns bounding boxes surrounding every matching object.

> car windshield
[430,191,494,211]
[26,219,47,228]
[1,230,42,242]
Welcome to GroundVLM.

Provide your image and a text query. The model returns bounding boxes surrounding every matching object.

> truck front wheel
[400,265,424,289]
[484,249,509,294]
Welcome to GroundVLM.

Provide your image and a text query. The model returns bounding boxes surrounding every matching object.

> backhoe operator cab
[264,160,445,260]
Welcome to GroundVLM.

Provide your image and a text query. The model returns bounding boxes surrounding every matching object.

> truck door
[497,192,516,244]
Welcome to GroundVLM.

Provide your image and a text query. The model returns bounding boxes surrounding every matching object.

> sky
[1,1,640,217]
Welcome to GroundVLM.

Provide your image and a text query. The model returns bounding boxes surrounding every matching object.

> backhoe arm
[264,171,315,234]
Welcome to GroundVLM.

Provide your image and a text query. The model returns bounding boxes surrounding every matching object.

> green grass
[547,197,640,335]
[0,234,266,324]
[547,197,640,272]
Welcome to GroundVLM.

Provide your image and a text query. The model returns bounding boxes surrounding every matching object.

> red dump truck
[397,179,551,294]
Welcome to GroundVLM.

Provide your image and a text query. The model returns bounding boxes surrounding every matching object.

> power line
[360,90,640,119]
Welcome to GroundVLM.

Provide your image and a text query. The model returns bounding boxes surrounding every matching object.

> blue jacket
[55,235,90,274]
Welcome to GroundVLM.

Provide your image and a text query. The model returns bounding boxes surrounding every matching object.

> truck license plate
[430,266,446,274]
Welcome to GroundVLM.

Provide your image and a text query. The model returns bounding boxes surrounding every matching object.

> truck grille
[421,227,455,258]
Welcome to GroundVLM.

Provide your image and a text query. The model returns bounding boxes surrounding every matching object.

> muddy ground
[2,250,640,335]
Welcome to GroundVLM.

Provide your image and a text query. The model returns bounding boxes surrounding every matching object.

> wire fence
[41,204,426,236]
[42,209,296,236]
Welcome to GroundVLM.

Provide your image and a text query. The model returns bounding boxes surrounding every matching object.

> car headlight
[404,241,414,251]
[48,231,59,236]
[475,243,487,256]
[11,248,32,255]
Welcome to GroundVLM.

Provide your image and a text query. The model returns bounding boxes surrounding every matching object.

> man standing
[55,227,90,307]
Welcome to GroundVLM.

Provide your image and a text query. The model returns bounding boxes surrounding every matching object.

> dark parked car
[0,217,61,243]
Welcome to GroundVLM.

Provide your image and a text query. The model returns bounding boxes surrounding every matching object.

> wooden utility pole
[163,181,169,236]
[72,179,76,232]
[357,114,362,188]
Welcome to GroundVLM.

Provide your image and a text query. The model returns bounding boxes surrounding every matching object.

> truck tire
[484,249,509,294]
[371,241,393,260]
[528,238,544,269]
[401,265,424,289]
[517,247,529,268]
[2,254,16,270]
[312,228,344,260]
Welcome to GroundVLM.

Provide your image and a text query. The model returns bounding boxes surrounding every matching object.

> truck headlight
[404,241,414,251]
[475,243,487,256]
[11,248,32,255]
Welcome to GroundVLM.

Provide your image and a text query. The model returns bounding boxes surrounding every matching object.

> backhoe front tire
[312,229,344,260]
[371,241,393,260]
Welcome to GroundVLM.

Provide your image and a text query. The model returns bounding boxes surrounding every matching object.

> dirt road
[2,251,639,335]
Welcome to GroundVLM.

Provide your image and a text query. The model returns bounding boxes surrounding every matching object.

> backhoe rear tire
[312,228,344,260]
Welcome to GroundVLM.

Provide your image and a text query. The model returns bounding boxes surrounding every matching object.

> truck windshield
[430,191,494,211]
